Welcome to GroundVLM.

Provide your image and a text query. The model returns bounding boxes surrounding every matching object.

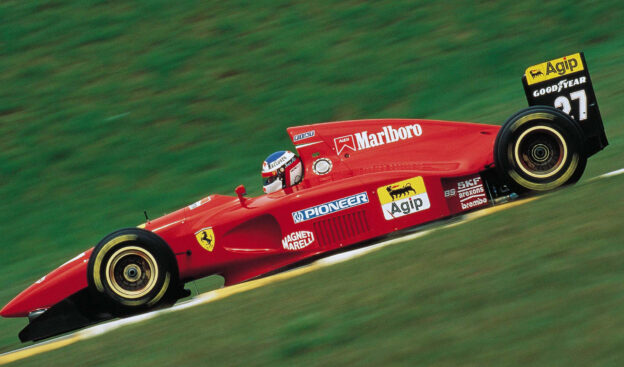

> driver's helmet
[262,150,303,194]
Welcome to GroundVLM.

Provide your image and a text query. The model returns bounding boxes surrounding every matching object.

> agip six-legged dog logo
[529,69,543,79]
[386,183,416,200]
[377,176,430,220]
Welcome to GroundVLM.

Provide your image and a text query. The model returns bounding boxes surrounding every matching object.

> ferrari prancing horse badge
[195,227,215,252]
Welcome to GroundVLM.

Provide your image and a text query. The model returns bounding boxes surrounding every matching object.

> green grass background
[1,0,623,364]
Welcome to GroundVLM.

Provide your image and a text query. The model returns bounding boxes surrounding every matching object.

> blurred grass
[0,0,623,361]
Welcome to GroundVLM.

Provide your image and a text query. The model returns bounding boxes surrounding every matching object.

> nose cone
[0,250,92,318]
[0,275,50,317]
[1,296,25,317]
[0,303,10,317]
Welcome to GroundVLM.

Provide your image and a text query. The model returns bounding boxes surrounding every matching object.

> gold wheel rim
[513,126,568,179]
[105,246,159,299]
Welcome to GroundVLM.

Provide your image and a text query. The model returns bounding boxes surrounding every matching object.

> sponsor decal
[195,227,216,252]
[282,231,315,250]
[292,192,369,223]
[289,162,303,184]
[525,53,584,85]
[334,135,356,155]
[188,196,212,210]
[334,124,422,154]
[267,154,291,170]
[377,176,430,220]
[293,130,315,142]
[531,76,586,97]
[312,158,333,175]
[442,175,489,214]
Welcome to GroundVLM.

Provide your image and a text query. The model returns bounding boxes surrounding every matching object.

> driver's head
[262,150,303,194]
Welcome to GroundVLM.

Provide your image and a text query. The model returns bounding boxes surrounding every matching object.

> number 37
[554,90,587,121]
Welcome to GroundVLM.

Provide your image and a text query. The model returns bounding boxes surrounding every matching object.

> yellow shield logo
[376,176,430,220]
[195,228,215,252]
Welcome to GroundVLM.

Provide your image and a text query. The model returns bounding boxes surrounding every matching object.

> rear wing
[522,52,608,156]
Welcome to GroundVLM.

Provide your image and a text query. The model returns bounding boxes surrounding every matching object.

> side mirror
[235,185,247,205]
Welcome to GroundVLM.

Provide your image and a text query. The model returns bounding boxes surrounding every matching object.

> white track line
[599,168,624,178]
[1,167,622,365]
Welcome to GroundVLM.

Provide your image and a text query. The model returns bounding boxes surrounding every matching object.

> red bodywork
[1,119,500,318]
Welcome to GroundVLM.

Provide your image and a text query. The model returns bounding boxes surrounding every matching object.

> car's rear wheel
[494,106,587,192]
[87,228,179,314]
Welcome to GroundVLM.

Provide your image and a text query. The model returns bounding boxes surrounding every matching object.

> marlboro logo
[334,124,423,154]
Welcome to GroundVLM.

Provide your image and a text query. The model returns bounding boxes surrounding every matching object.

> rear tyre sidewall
[494,106,587,192]
[87,228,178,314]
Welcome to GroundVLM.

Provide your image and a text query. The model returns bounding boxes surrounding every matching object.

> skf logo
[377,176,430,220]
[525,53,584,85]
[195,227,215,252]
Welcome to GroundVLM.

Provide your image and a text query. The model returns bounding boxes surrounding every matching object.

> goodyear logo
[195,227,215,252]
[292,192,369,223]
[377,176,430,220]
[525,53,584,85]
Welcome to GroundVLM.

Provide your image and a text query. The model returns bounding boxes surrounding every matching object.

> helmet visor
[262,175,278,186]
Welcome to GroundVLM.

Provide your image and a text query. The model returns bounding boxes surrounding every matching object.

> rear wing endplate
[522,52,608,156]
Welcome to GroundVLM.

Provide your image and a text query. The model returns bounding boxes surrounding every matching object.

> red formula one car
[1,53,608,342]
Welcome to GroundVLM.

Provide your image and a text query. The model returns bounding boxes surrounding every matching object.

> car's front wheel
[87,228,178,314]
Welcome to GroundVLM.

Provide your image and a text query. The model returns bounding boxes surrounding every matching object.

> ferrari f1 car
[1,52,608,342]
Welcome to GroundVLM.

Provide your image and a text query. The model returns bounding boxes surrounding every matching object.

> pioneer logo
[292,192,369,223]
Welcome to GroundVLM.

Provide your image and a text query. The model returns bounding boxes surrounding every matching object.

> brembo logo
[334,124,422,155]
[292,192,369,223]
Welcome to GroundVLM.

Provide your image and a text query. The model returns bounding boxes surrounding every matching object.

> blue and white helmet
[262,150,303,194]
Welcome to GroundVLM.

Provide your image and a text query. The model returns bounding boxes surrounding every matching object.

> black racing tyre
[87,228,178,313]
[494,106,587,192]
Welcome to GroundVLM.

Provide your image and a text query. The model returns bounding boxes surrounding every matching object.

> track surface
[1,168,622,366]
